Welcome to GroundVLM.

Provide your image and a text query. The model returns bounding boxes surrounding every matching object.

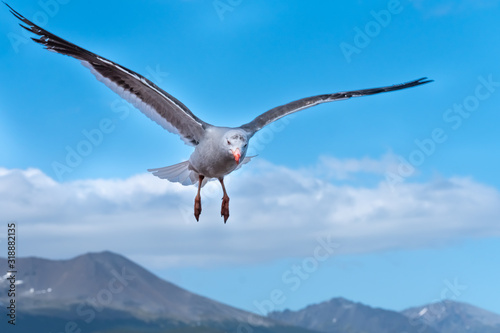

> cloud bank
[1,155,499,268]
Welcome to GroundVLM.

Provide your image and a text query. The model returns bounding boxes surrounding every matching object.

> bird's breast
[189,146,240,179]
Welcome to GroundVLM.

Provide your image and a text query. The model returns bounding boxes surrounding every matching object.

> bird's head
[223,130,248,165]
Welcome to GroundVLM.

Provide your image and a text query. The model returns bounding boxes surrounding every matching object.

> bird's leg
[194,175,204,221]
[219,177,230,223]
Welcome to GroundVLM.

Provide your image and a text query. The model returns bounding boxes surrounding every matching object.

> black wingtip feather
[31,37,44,45]
[19,23,33,33]
[416,77,434,85]
[6,3,98,61]
[5,2,25,22]
[390,77,434,91]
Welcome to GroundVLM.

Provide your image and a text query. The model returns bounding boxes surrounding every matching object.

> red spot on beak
[232,148,241,164]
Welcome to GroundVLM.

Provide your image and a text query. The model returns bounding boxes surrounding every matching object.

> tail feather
[148,156,256,187]
[148,161,197,186]
[148,161,210,186]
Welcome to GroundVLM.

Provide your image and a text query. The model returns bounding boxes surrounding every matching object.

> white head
[223,129,248,164]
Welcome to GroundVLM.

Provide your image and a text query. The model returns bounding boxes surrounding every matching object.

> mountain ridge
[402,300,500,333]
[269,297,438,333]
[1,251,315,333]
[1,251,499,333]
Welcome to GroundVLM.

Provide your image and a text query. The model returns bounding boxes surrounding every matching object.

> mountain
[2,252,499,333]
[268,297,438,333]
[402,300,500,333]
[0,251,316,333]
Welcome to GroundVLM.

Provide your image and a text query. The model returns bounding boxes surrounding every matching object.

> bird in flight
[7,4,432,223]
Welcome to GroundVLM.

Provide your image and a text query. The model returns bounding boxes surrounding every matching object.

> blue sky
[1,0,500,317]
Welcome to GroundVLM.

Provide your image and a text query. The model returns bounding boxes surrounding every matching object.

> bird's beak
[232,148,241,164]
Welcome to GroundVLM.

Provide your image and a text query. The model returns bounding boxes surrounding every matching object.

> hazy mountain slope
[1,251,265,323]
[3,252,499,333]
[0,252,316,333]
[402,300,500,333]
[269,297,437,333]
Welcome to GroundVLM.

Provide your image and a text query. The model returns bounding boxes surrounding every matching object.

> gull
[7,4,432,223]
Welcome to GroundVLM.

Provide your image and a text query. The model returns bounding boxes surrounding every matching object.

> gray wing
[8,4,210,146]
[240,78,433,134]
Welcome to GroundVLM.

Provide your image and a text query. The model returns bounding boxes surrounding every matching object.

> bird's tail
[148,161,209,187]
[148,156,255,187]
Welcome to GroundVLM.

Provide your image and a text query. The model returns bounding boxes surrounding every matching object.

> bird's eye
[227,140,231,145]
[243,143,248,148]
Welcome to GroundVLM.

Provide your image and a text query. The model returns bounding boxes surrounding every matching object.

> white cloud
[1,156,499,269]
[312,153,400,180]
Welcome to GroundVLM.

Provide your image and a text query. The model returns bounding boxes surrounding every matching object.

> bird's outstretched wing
[240,77,433,134]
[7,3,210,146]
